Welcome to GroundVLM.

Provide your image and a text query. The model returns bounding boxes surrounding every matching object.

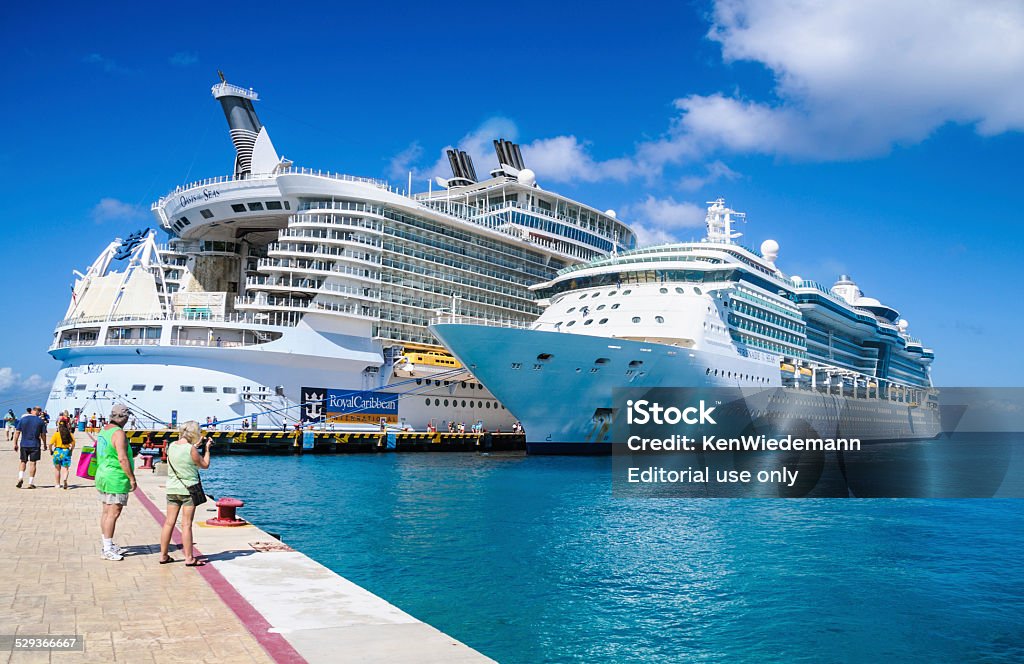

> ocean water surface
[205,453,1023,663]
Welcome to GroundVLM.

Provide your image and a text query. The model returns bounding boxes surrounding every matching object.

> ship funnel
[445,148,478,187]
[212,76,280,178]
[491,138,527,179]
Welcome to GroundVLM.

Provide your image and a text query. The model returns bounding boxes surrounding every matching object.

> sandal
[158,557,177,564]
[185,559,206,567]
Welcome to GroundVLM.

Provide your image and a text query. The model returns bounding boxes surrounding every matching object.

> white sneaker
[110,542,126,555]
[101,549,124,561]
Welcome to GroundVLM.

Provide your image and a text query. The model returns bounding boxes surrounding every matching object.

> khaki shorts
[98,491,130,506]
[167,493,194,507]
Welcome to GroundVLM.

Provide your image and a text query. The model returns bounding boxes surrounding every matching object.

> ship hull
[45,342,515,432]
[430,324,941,454]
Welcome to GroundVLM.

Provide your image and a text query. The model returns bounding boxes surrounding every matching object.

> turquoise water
[206,454,1023,663]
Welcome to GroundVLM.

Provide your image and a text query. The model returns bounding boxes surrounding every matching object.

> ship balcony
[234,295,378,319]
[245,276,380,301]
[49,338,98,351]
[287,214,383,234]
[273,232,383,251]
[256,258,381,283]
[265,245,382,267]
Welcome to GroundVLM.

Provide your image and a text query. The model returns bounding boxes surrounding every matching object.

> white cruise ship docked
[45,77,634,430]
[431,199,940,453]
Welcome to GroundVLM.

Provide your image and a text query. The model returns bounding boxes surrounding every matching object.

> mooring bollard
[205,497,248,527]
[140,454,156,471]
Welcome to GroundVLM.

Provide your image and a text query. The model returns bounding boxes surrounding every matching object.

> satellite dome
[790,275,802,284]
[898,319,909,332]
[605,209,617,218]
[760,239,779,262]
[518,168,536,187]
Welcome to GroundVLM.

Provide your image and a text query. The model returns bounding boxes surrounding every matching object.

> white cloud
[169,51,199,67]
[642,0,1024,164]
[678,160,741,191]
[91,198,147,224]
[394,118,637,186]
[388,141,423,180]
[623,196,706,247]
[0,368,51,396]
[521,136,635,183]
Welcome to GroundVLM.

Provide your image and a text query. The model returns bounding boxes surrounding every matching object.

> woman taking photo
[159,420,213,566]
[50,419,75,489]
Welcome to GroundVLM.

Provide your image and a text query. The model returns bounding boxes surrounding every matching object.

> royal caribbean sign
[301,387,399,425]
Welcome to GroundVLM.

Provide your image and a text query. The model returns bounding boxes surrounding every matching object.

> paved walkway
[1,433,493,663]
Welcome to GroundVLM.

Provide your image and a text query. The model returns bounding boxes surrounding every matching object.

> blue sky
[1,0,1022,403]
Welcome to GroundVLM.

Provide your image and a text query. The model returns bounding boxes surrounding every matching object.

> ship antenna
[217,69,226,83]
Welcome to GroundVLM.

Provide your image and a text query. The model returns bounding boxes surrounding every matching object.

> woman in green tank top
[159,420,213,566]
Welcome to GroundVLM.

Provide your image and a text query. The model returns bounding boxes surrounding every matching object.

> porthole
[608,291,617,296]
[599,318,608,324]
[595,358,610,365]
[676,287,685,294]
[567,320,576,327]
[567,307,576,313]
[632,317,641,324]
[655,316,665,323]
[611,303,620,310]
[597,304,606,311]
[425,398,430,405]
[584,319,594,325]
[486,402,491,409]
[623,289,632,295]
[694,287,703,295]
[591,292,600,298]
[462,400,466,407]
[579,294,588,300]
[659,287,668,294]
[629,360,644,368]
[416,379,422,385]
[537,353,554,361]
[444,399,450,407]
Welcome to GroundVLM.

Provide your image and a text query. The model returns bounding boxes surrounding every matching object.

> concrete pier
[1,433,493,663]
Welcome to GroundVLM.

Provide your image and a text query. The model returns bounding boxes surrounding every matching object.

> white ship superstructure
[431,199,939,453]
[45,77,634,430]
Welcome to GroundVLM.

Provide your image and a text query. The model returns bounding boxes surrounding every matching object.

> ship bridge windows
[247,202,264,212]
[223,387,237,394]
[266,201,284,210]
[202,386,217,393]
[231,204,246,213]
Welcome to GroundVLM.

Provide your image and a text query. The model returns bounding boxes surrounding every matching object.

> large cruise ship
[45,77,634,430]
[431,199,940,453]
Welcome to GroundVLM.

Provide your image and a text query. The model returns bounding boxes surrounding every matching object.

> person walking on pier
[50,418,75,489]
[4,409,16,440]
[95,404,137,561]
[159,420,213,566]
[13,407,46,488]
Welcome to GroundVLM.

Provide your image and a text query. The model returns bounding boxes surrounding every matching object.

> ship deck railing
[429,314,563,332]
[55,310,303,329]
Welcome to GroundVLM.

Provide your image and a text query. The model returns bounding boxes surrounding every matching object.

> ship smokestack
[212,74,263,178]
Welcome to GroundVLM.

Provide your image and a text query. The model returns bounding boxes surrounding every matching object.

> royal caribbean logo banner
[611,387,1024,498]
[301,387,399,425]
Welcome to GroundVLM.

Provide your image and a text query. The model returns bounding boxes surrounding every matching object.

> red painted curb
[134,486,307,664]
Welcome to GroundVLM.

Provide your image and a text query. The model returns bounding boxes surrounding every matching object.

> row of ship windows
[703,368,770,383]
[75,384,243,394]
[172,200,291,232]
[570,286,705,302]
[424,399,505,409]
[557,315,666,328]
[414,379,482,389]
